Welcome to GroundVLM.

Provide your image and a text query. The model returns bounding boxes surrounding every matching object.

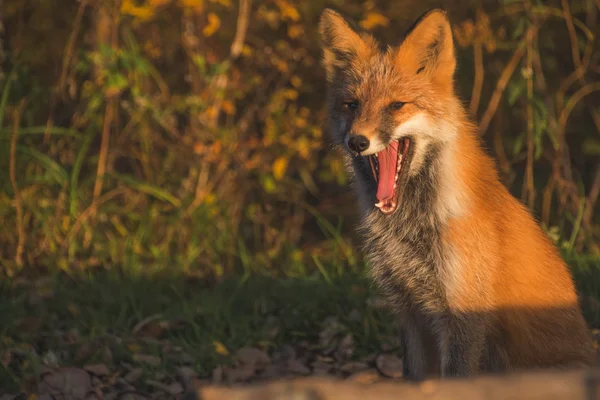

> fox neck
[350,122,473,229]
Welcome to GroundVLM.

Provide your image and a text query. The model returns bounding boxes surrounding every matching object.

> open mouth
[367,138,411,215]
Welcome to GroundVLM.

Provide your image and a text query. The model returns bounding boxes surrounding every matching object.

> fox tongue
[376,141,399,204]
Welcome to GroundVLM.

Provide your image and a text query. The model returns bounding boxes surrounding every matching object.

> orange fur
[320,8,595,377]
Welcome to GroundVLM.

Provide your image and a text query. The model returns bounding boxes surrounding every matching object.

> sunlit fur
[319,8,595,379]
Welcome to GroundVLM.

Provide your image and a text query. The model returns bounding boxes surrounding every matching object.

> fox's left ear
[396,10,456,90]
[319,9,377,82]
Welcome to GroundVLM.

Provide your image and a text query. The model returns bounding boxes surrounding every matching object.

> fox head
[319,9,462,215]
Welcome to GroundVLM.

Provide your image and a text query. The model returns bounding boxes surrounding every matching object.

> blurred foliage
[0,0,599,278]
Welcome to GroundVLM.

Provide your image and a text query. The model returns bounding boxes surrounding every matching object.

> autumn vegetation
[1,0,600,396]
[1,0,599,279]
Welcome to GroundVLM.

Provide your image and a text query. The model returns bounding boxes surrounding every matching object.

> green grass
[1,252,599,394]
[0,268,395,393]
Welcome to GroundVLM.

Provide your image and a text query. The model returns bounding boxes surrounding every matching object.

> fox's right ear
[319,9,376,82]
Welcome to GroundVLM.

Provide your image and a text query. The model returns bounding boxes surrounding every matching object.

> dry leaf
[359,12,390,30]
[225,364,255,383]
[272,157,288,180]
[84,364,111,377]
[235,347,271,367]
[375,354,403,379]
[203,13,221,37]
[38,367,92,400]
[286,359,311,375]
[132,354,161,367]
[213,341,229,356]
[124,368,143,383]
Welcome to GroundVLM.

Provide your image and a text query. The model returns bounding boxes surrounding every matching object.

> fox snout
[346,134,370,154]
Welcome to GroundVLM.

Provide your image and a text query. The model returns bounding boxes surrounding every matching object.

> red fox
[319,8,595,379]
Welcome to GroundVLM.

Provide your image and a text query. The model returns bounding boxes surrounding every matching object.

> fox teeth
[375,201,383,208]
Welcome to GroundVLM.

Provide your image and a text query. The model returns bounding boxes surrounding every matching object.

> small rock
[335,333,354,360]
[133,354,161,367]
[235,347,271,367]
[311,360,331,376]
[272,344,296,362]
[212,366,224,383]
[177,366,197,382]
[84,363,111,376]
[225,364,255,383]
[147,380,183,395]
[375,354,404,379]
[166,382,184,395]
[340,361,369,374]
[38,367,92,400]
[286,359,311,375]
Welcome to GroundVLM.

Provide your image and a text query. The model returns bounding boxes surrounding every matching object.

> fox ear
[319,9,377,82]
[396,10,456,89]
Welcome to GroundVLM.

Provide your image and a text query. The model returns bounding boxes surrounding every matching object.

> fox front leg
[440,314,486,377]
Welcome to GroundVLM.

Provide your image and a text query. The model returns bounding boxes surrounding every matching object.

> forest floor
[2,256,600,398]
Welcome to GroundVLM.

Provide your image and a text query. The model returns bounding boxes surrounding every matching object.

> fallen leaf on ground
[124,368,143,383]
[375,354,403,379]
[286,359,311,375]
[213,341,229,356]
[235,347,271,367]
[38,367,92,400]
[225,364,256,383]
[132,354,161,367]
[340,361,369,374]
[84,364,111,376]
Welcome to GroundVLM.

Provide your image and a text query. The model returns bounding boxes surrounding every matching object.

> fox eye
[344,101,359,110]
[390,102,405,111]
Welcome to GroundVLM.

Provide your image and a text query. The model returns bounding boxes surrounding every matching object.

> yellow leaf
[273,157,289,180]
[127,343,142,353]
[241,44,253,57]
[294,117,307,129]
[275,0,300,22]
[203,12,221,37]
[61,216,70,232]
[203,193,216,205]
[290,76,302,88]
[210,0,232,6]
[221,100,236,115]
[213,340,229,356]
[359,12,389,30]
[180,0,204,14]
[284,89,298,100]
[121,0,155,20]
[288,24,304,39]
[149,0,171,7]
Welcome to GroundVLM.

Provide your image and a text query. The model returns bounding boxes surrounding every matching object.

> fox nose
[348,135,370,153]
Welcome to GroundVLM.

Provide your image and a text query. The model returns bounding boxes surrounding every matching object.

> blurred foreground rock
[192,368,600,400]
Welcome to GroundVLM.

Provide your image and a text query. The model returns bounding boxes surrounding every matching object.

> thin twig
[92,100,114,213]
[207,0,252,128]
[479,26,539,135]
[562,0,581,70]
[557,83,600,136]
[44,0,89,144]
[64,187,129,248]
[582,164,600,247]
[522,0,535,210]
[9,99,27,268]
[469,39,484,116]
